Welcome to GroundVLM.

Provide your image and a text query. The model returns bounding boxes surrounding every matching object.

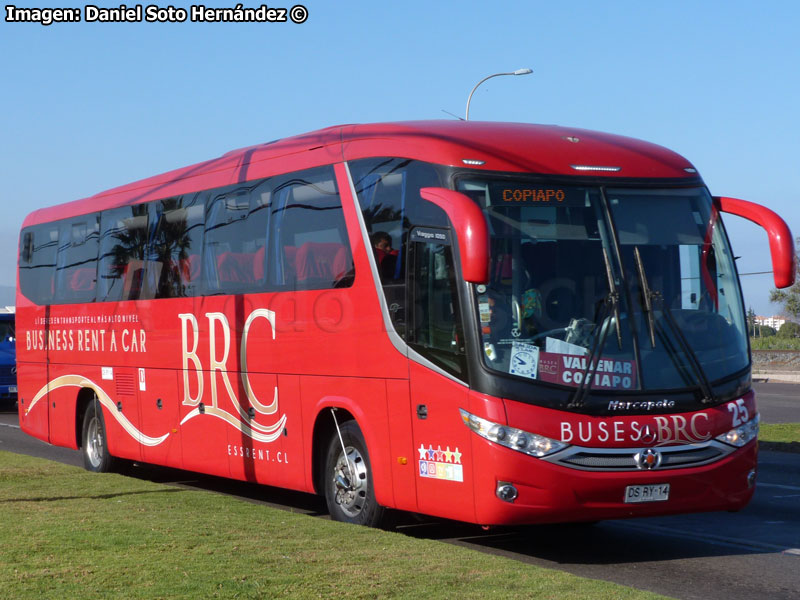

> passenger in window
[371,231,399,279]
[372,231,393,254]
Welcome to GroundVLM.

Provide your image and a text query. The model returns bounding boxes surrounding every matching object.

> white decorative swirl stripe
[180,405,287,443]
[229,388,284,435]
[25,375,170,447]
[25,374,287,447]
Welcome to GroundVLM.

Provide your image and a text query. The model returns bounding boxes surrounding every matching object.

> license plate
[624,483,669,503]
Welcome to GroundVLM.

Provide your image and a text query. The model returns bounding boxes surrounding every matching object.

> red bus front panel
[463,390,758,525]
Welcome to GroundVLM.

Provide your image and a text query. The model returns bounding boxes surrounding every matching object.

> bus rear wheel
[324,421,384,527]
[81,400,115,473]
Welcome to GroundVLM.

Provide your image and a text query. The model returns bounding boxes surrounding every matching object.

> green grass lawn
[759,422,800,453]
[751,337,800,350]
[0,451,669,599]
[760,422,800,443]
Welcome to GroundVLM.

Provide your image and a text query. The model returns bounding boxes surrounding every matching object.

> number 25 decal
[727,398,749,427]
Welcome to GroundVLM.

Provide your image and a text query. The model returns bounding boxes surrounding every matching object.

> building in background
[755,315,788,331]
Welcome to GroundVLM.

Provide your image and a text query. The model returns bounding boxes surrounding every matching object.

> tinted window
[19,164,355,304]
[54,216,100,304]
[98,205,149,302]
[203,180,271,294]
[408,230,466,377]
[19,224,59,304]
[349,158,446,338]
[150,194,205,298]
[269,167,354,290]
[350,158,446,280]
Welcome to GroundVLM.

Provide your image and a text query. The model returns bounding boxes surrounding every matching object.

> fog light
[496,482,518,503]
[747,469,756,489]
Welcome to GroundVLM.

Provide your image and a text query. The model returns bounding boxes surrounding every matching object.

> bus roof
[22,121,699,228]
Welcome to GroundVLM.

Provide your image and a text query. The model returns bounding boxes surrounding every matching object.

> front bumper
[470,437,757,525]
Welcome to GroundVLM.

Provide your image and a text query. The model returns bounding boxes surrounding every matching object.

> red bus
[16,121,795,527]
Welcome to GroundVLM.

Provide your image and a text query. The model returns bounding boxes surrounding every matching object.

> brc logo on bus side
[179,309,278,413]
[559,413,712,445]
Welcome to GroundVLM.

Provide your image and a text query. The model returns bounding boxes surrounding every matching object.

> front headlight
[460,409,568,458]
[715,413,760,447]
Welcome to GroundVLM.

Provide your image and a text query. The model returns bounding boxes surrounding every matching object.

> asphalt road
[753,381,800,423]
[1,381,798,600]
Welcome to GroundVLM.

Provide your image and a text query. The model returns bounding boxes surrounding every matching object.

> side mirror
[420,187,489,284]
[714,196,796,289]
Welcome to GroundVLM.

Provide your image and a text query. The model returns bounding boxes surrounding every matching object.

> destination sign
[490,184,588,207]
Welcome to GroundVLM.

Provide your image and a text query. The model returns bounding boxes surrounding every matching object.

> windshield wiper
[568,248,623,408]
[659,300,715,404]
[632,246,714,404]
[633,247,657,348]
[602,246,623,350]
[568,295,618,409]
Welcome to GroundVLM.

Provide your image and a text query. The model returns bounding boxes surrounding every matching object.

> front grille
[660,446,723,467]
[544,441,734,472]
[561,453,640,469]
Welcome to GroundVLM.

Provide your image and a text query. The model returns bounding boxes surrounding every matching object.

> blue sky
[1,1,798,315]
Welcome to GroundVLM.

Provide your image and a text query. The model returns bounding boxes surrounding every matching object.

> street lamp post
[465,68,533,120]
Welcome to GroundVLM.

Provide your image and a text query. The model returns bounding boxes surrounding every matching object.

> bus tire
[81,400,115,473]
[324,421,384,527]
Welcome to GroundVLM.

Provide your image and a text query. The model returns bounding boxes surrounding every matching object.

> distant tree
[777,321,800,338]
[769,237,800,319]
[760,325,777,337]
[747,307,757,336]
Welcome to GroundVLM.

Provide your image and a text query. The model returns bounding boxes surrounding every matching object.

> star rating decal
[417,443,462,464]
[416,442,464,482]
[417,444,463,465]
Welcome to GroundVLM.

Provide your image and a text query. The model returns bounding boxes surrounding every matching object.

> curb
[753,373,800,384]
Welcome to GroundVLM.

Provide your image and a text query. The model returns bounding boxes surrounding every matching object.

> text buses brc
[17,121,795,526]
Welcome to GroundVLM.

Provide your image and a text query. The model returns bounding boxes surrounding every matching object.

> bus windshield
[457,179,748,393]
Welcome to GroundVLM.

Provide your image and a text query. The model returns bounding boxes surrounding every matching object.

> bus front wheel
[81,400,115,473]
[324,421,384,527]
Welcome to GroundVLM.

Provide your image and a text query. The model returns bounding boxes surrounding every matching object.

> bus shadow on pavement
[759,441,800,454]
[394,518,771,564]
[118,461,778,564]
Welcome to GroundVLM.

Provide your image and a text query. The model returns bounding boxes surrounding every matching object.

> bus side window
[269,166,354,291]
[98,205,149,302]
[18,225,59,305]
[203,181,269,295]
[150,194,205,299]
[408,229,466,378]
[349,158,446,340]
[54,216,100,304]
